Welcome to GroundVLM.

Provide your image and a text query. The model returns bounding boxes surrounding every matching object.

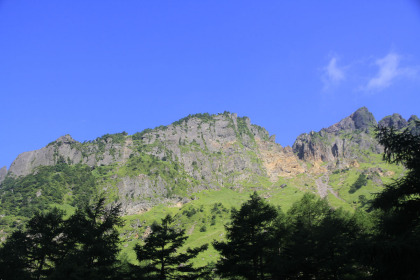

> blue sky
[1,1,420,169]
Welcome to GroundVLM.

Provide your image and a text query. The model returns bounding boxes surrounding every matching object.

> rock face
[7,113,305,184]
[3,113,307,213]
[8,134,133,177]
[293,107,382,166]
[126,113,301,187]
[407,115,420,135]
[292,108,419,167]
[0,166,7,184]
[322,107,376,134]
[2,108,417,214]
[379,113,407,130]
[256,139,305,181]
[379,113,420,135]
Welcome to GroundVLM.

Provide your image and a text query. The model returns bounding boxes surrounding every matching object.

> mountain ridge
[0,108,418,217]
[2,108,419,182]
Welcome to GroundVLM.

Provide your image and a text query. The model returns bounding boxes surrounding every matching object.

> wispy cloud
[364,52,418,91]
[320,51,418,94]
[322,56,345,91]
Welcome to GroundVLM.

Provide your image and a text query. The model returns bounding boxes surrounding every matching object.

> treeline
[1,126,420,280]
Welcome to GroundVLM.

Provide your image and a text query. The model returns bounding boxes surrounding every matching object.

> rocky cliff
[379,113,420,135]
[1,108,418,214]
[0,167,7,183]
[293,107,381,166]
[8,133,133,177]
[1,112,307,213]
[292,107,419,168]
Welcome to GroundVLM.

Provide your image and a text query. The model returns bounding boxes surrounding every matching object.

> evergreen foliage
[134,214,208,280]
[0,198,123,280]
[51,198,123,280]
[2,121,420,279]
[0,164,97,218]
[367,125,420,279]
[279,193,370,279]
[0,209,66,280]
[213,192,279,280]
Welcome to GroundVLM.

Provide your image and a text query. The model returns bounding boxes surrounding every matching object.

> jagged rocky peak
[56,134,77,144]
[293,107,381,164]
[323,107,377,134]
[378,114,420,135]
[407,115,420,135]
[408,115,419,123]
[378,113,407,130]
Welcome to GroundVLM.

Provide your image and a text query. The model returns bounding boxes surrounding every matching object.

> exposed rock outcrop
[3,113,295,213]
[2,108,416,214]
[8,134,133,177]
[0,166,7,184]
[379,113,407,130]
[322,107,376,134]
[407,115,420,135]
[378,113,420,135]
[256,139,305,181]
[293,107,382,166]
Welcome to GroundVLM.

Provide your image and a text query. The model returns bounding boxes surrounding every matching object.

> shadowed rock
[379,113,407,130]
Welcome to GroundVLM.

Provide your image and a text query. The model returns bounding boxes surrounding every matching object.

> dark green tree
[368,125,420,279]
[50,198,124,280]
[213,192,279,280]
[26,208,66,280]
[278,193,370,280]
[134,214,208,280]
[0,198,124,280]
[0,230,31,280]
[0,208,66,280]
[279,193,331,279]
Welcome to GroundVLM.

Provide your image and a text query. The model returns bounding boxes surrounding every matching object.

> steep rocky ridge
[8,133,133,178]
[379,113,420,135]
[293,107,420,169]
[378,113,407,130]
[293,107,381,167]
[2,112,307,213]
[2,108,417,215]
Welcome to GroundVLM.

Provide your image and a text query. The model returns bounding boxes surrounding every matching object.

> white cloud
[322,57,345,90]
[327,57,345,82]
[366,53,400,90]
[364,52,418,91]
[320,51,418,93]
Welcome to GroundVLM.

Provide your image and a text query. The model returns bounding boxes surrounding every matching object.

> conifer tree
[276,193,371,279]
[0,198,124,280]
[213,192,279,280]
[50,198,124,280]
[0,208,66,280]
[0,230,32,280]
[368,125,420,279]
[134,214,208,280]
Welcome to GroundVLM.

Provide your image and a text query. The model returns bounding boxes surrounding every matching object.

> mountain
[1,112,306,215]
[293,107,420,165]
[0,108,417,252]
[293,107,381,165]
